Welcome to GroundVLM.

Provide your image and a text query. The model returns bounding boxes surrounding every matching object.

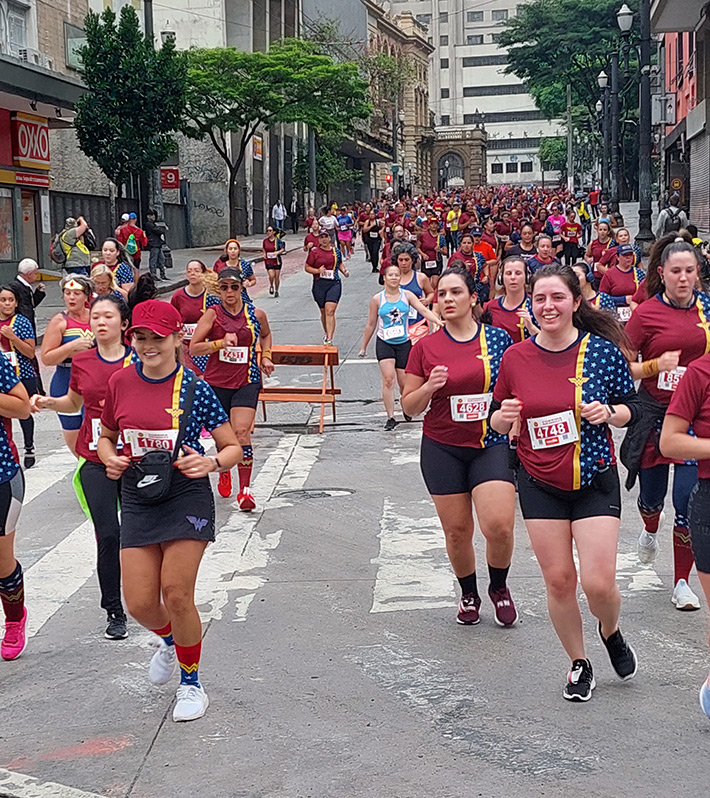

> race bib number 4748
[527,410,579,450]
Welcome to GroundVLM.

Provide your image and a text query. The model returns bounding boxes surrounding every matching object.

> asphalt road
[2,241,709,798]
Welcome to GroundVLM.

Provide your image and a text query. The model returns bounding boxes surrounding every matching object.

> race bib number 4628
[450,393,492,422]
[527,410,579,450]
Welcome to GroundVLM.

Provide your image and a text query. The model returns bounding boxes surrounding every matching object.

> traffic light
[385,174,392,183]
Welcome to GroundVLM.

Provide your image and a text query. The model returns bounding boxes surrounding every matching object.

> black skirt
[120,467,215,548]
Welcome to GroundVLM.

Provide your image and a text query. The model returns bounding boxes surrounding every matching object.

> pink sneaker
[2,607,28,661]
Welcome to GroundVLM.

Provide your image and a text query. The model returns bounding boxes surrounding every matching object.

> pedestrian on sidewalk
[272,199,287,234]
[289,195,301,234]
[144,209,168,282]
[117,213,148,273]
[654,195,688,238]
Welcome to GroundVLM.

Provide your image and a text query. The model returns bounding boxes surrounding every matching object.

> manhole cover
[276,488,355,500]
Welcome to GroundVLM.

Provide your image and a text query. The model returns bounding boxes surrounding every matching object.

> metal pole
[636,0,655,251]
[308,127,317,209]
[143,0,165,224]
[610,52,621,219]
[602,89,611,198]
[566,83,574,195]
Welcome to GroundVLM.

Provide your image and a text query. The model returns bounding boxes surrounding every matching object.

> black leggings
[366,238,381,270]
[78,460,123,615]
[19,377,37,450]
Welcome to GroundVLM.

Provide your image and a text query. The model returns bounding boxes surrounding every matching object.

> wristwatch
[605,404,616,418]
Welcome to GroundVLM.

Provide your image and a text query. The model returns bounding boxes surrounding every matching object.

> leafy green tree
[75,6,187,200]
[498,0,638,117]
[293,135,363,198]
[539,137,568,177]
[182,39,371,235]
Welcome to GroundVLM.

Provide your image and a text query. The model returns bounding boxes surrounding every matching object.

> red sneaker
[217,470,232,498]
[237,487,256,512]
[2,607,28,661]
[488,586,519,627]
[456,593,481,625]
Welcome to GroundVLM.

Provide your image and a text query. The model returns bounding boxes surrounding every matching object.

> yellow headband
[64,279,85,291]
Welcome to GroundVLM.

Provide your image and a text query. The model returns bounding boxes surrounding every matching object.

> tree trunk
[228,170,239,239]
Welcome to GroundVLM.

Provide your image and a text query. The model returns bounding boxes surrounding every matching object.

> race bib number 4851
[657,366,687,392]
[527,410,579,450]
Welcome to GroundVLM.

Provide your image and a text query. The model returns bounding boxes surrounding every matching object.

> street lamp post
[610,52,621,217]
[636,0,655,252]
[598,71,611,196]
[595,99,604,188]
[444,159,450,188]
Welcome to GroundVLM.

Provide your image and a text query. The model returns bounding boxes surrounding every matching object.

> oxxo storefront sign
[11,113,50,170]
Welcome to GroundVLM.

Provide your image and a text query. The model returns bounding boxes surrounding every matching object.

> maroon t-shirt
[667,353,710,478]
[452,250,484,283]
[589,238,614,263]
[625,293,710,404]
[171,288,212,326]
[405,325,512,449]
[69,347,134,464]
[202,303,260,390]
[484,296,534,343]
[417,231,440,262]
[599,266,644,298]
[561,222,581,244]
[306,246,339,281]
[303,232,319,250]
[631,282,648,305]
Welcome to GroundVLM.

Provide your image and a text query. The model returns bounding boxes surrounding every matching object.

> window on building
[462,55,508,67]
[441,58,449,68]
[491,33,502,43]
[491,163,504,174]
[7,4,28,57]
[467,35,484,45]
[492,9,509,21]
[463,84,528,97]
[506,162,519,173]
[521,161,534,173]
[441,88,450,98]
[427,36,433,45]
[440,115,450,126]
[488,137,542,149]
[467,11,484,22]
[441,12,448,23]
[0,188,15,260]
[440,35,449,46]
[416,14,432,26]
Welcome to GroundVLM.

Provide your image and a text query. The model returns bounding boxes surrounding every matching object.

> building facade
[653,0,710,229]
[387,0,560,186]
[0,0,86,277]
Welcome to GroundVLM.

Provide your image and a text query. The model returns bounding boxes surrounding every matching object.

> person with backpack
[144,209,168,282]
[50,217,92,276]
[655,195,688,238]
[117,212,148,271]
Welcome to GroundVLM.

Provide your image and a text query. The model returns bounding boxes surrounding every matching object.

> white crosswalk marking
[0,768,107,798]
[23,446,79,504]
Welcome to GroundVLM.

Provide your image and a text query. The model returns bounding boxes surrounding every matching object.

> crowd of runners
[2,184,710,723]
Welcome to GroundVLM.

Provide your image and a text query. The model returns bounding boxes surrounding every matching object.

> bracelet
[605,404,616,418]
[211,339,223,352]
[641,358,659,378]
[211,455,222,473]
[262,350,272,360]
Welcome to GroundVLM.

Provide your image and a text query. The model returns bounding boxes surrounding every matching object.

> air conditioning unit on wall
[18,48,42,65]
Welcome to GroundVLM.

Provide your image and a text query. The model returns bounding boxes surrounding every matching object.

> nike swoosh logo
[137,474,161,488]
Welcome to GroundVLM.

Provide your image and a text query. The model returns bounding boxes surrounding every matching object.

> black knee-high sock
[457,571,478,597]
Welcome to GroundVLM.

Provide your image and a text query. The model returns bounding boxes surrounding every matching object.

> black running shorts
[0,470,24,536]
[212,382,261,412]
[517,466,622,521]
[312,279,342,308]
[376,337,412,370]
[688,479,710,573]
[420,436,513,495]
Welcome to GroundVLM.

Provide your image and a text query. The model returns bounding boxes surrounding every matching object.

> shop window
[0,189,15,260]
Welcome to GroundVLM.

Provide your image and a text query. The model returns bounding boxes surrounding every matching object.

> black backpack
[664,208,682,234]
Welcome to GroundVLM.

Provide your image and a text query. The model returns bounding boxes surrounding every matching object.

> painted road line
[23,446,80,504]
[340,358,379,365]
[0,768,107,798]
[196,433,323,623]
[371,496,455,613]
[25,520,94,638]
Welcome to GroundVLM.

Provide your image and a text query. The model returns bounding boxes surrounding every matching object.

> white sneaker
[671,578,701,611]
[637,530,660,564]
[173,683,209,722]
[149,641,178,685]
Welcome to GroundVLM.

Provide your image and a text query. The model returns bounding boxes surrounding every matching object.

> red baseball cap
[127,300,182,337]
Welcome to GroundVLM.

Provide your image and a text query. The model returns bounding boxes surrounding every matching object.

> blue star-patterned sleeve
[0,353,20,392]
[12,315,37,379]
[206,293,221,309]
[482,325,514,447]
[191,379,229,433]
[115,263,134,286]
[605,339,635,401]
[240,259,254,280]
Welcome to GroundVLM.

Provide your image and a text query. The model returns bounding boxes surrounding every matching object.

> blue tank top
[377,288,410,345]
[401,272,424,323]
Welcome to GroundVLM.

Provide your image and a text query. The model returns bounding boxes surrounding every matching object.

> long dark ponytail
[530,263,630,352]
[642,230,694,298]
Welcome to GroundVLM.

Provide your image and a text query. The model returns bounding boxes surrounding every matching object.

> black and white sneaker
[563,658,595,702]
[24,447,35,469]
[384,417,397,431]
[598,623,638,680]
[105,612,128,640]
